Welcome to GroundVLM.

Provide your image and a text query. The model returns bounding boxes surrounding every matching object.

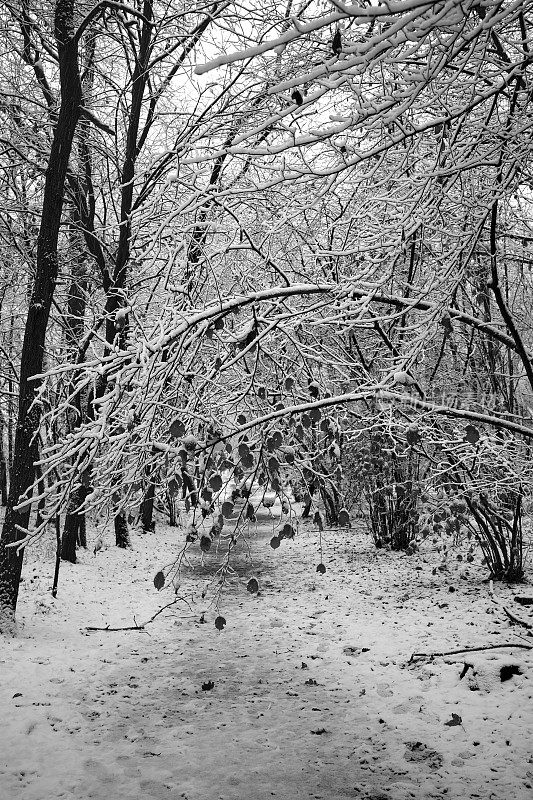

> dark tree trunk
[60,220,88,564]
[302,484,316,518]
[168,491,180,527]
[61,485,87,563]
[78,514,87,548]
[7,315,14,479]
[60,31,98,557]
[141,477,156,534]
[61,513,78,563]
[114,511,130,548]
[0,0,82,633]
[0,425,7,506]
[97,1,153,546]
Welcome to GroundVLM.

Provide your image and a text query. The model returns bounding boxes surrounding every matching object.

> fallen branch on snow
[85,623,148,632]
[85,597,191,632]
[409,642,533,663]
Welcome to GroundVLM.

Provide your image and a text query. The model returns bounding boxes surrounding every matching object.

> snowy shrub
[345,429,421,551]
[418,488,525,582]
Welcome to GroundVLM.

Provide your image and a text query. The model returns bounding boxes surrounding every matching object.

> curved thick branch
[148,387,533,459]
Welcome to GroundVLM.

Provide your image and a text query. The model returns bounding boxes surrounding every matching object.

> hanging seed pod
[308,379,320,398]
[332,28,342,56]
[221,501,234,518]
[464,424,480,444]
[291,89,303,106]
[169,418,186,439]
[210,473,223,492]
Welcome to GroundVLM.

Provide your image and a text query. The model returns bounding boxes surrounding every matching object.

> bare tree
[0,0,83,633]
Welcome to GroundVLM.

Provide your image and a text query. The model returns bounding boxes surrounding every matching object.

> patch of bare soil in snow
[1,505,533,800]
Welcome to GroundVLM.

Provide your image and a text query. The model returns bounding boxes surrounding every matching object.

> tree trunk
[140,450,158,533]
[97,0,153,546]
[61,485,87,563]
[60,217,88,564]
[168,491,180,527]
[141,477,156,534]
[61,514,78,563]
[59,29,96,559]
[114,511,130,549]
[0,422,7,506]
[7,315,14,481]
[0,0,82,633]
[78,514,87,548]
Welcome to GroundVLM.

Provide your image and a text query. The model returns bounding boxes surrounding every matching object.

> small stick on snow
[85,624,148,632]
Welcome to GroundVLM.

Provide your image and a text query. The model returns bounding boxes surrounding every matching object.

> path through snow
[1,504,532,799]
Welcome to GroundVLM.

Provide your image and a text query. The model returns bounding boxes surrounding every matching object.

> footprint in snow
[403,741,443,770]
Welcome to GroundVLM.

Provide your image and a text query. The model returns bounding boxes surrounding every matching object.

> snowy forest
[1,1,533,799]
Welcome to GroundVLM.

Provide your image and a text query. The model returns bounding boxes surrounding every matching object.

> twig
[145,596,193,624]
[489,579,533,632]
[409,643,533,663]
[85,624,147,632]
[84,597,190,632]
[501,606,533,630]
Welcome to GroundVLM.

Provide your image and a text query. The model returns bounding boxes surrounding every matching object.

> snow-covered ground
[1,502,532,800]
